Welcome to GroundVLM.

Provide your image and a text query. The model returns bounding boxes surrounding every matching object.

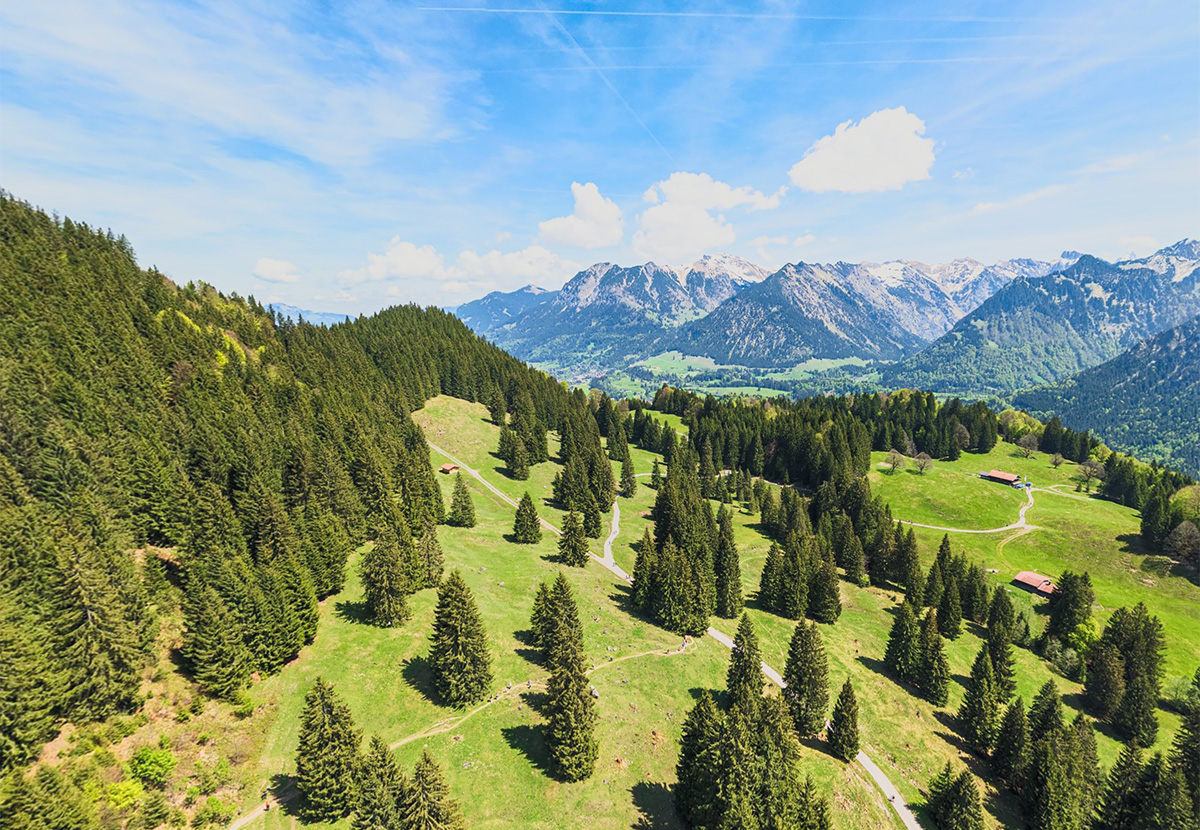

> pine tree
[927,761,955,825]
[675,690,723,828]
[1173,668,1200,823]
[919,609,951,706]
[941,770,986,830]
[353,736,405,830]
[529,581,553,653]
[1029,680,1065,738]
[827,678,859,761]
[509,434,530,480]
[987,584,1016,641]
[583,492,603,539]
[884,600,922,683]
[809,560,842,624]
[415,517,444,589]
[545,574,598,781]
[446,474,475,528]
[993,698,1031,791]
[957,646,1000,753]
[428,571,493,706]
[296,678,361,821]
[630,528,657,611]
[181,580,251,701]
[1136,752,1195,830]
[843,531,866,585]
[399,749,466,830]
[1065,713,1100,829]
[1085,641,1126,721]
[713,703,759,827]
[620,455,637,498]
[714,506,744,619]
[726,613,764,717]
[938,578,963,639]
[987,625,1016,703]
[512,492,542,544]
[1094,742,1144,830]
[557,511,590,567]
[1026,736,1070,830]
[783,620,829,737]
[1119,672,1160,748]
[488,387,507,425]
[360,529,411,627]
[649,458,663,490]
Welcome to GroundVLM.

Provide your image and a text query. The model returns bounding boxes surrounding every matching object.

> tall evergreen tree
[557,510,590,567]
[512,492,542,544]
[713,703,759,828]
[919,609,951,707]
[987,584,1016,642]
[884,600,922,684]
[181,581,251,701]
[529,581,553,653]
[675,690,723,829]
[938,578,963,639]
[620,455,637,498]
[1173,668,1200,824]
[399,749,466,830]
[353,736,405,830]
[726,613,764,717]
[809,560,842,624]
[428,570,493,706]
[1085,641,1126,721]
[1135,752,1196,830]
[993,698,1031,791]
[545,574,598,781]
[446,474,475,528]
[783,620,829,737]
[957,645,1000,753]
[296,678,362,822]
[827,678,860,762]
[1095,742,1145,830]
[415,517,444,590]
[713,506,744,619]
[987,625,1016,703]
[360,529,411,627]
[630,528,657,611]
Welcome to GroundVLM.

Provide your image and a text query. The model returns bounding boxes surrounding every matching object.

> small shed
[984,470,1021,485]
[439,463,460,474]
[1012,571,1056,597]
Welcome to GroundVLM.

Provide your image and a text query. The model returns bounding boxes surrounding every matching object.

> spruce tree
[399,749,466,830]
[428,570,493,706]
[360,529,411,627]
[353,736,405,830]
[1119,672,1160,748]
[783,620,829,737]
[843,531,866,585]
[1094,742,1144,830]
[630,528,657,611]
[759,542,783,611]
[810,560,842,624]
[827,678,859,761]
[512,492,542,544]
[993,698,1031,791]
[1136,752,1195,830]
[987,625,1016,703]
[509,435,530,480]
[1065,713,1100,828]
[446,473,475,528]
[958,645,1000,753]
[943,770,986,830]
[296,678,361,821]
[1026,736,1069,830]
[884,600,921,683]
[987,584,1016,641]
[1173,668,1200,823]
[415,517,444,590]
[919,609,950,707]
[713,703,758,826]
[714,506,744,619]
[1029,680,1065,738]
[181,580,251,701]
[927,761,955,824]
[583,492,603,539]
[726,613,764,717]
[675,691,723,828]
[1085,641,1126,721]
[529,581,553,652]
[938,576,963,639]
[620,455,637,498]
[557,511,590,567]
[545,574,598,781]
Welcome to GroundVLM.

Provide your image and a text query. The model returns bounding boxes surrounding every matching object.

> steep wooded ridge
[0,194,571,772]
[1012,316,1200,476]
[453,284,558,334]
[883,244,1200,395]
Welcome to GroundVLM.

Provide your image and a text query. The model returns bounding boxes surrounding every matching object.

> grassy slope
[240,397,895,829]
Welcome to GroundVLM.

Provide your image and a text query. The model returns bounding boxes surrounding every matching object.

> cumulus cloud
[253,257,301,283]
[952,167,976,179]
[632,202,735,263]
[538,182,623,248]
[788,107,936,193]
[631,171,783,263]
[644,172,784,211]
[793,233,816,246]
[341,236,579,298]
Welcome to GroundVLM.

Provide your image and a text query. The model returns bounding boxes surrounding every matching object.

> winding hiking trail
[430,443,922,830]
[900,484,1036,534]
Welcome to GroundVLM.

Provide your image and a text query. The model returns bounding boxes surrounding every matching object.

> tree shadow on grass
[333,600,370,624]
[855,655,890,679]
[798,734,841,762]
[402,655,441,706]
[631,780,682,829]
[501,724,554,778]
[514,629,544,666]
[268,772,301,818]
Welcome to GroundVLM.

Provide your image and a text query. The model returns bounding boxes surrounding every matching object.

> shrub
[129,745,178,787]
[108,778,145,810]
[192,796,236,828]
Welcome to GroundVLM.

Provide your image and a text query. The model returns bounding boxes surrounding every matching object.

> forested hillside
[1013,317,1200,477]
[0,194,570,775]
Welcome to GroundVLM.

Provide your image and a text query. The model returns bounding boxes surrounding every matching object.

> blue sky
[2,1,1197,313]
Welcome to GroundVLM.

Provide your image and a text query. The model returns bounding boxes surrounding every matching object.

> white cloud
[253,257,301,283]
[495,231,513,242]
[644,172,784,211]
[971,184,1065,214]
[788,106,936,193]
[341,236,580,299]
[748,235,790,246]
[793,234,816,247]
[538,182,624,248]
[632,202,735,263]
[952,167,976,179]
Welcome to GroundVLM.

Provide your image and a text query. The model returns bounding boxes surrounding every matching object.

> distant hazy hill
[453,284,557,334]
[882,241,1200,395]
[269,303,351,327]
[1012,316,1200,476]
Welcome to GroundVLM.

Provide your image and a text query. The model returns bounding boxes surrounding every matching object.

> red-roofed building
[984,470,1021,485]
[1012,571,1056,597]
